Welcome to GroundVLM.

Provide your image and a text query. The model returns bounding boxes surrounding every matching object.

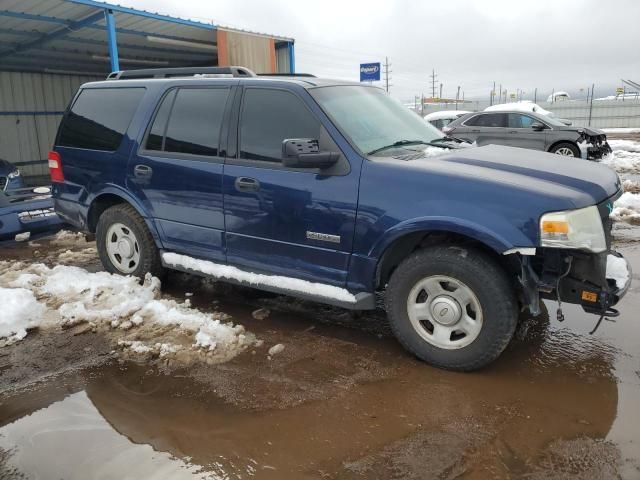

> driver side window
[239,89,321,163]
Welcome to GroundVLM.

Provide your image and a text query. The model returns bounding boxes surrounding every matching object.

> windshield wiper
[429,136,460,144]
[367,140,430,156]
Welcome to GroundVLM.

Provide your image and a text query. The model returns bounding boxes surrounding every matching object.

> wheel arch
[373,221,521,290]
[87,188,162,246]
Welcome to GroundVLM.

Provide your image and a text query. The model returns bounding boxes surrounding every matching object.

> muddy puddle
[0,238,639,478]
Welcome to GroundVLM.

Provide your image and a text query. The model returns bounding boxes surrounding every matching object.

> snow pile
[162,252,357,303]
[0,287,46,342]
[0,262,257,362]
[609,139,640,153]
[611,192,640,224]
[606,255,629,290]
[603,128,640,134]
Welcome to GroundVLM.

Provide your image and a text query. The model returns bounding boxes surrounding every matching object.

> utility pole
[456,85,460,110]
[498,84,502,104]
[439,83,443,102]
[588,83,595,126]
[491,81,496,106]
[421,92,425,117]
[382,56,392,93]
[534,87,537,104]
[430,69,438,99]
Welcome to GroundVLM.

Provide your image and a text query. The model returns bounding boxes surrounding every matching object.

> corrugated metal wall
[275,45,291,74]
[224,30,275,74]
[0,71,100,182]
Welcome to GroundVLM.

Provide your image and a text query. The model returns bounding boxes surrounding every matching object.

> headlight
[7,169,20,179]
[540,205,606,253]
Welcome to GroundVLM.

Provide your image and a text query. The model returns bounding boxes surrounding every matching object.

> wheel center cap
[430,296,462,326]
[117,238,133,258]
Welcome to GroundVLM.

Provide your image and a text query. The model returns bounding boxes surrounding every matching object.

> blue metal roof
[0,0,293,76]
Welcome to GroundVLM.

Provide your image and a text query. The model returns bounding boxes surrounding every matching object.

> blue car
[0,158,25,191]
[0,186,64,242]
[51,66,630,370]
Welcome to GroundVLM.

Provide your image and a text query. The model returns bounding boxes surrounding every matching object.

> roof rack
[107,66,256,80]
[257,73,316,78]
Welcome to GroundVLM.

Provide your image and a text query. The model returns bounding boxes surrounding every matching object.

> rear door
[128,84,233,261]
[453,113,509,145]
[505,113,547,151]
[466,113,509,146]
[223,85,360,287]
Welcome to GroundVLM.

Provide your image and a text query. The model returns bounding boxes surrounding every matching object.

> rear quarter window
[57,87,145,151]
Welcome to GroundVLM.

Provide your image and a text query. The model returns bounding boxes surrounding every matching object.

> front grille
[0,176,6,191]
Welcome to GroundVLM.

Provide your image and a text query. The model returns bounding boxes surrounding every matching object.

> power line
[430,69,438,98]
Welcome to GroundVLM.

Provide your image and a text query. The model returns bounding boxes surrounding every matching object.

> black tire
[549,142,580,157]
[385,245,518,371]
[96,203,165,279]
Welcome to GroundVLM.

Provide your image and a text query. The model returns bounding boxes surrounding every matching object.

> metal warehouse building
[0,0,295,184]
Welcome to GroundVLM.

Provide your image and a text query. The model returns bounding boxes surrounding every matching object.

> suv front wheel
[385,246,518,371]
[96,204,165,279]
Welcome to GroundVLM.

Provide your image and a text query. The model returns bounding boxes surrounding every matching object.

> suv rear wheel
[96,204,164,279]
[385,246,518,371]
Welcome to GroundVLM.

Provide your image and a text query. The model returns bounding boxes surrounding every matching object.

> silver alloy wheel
[406,275,483,349]
[105,222,141,274]
[555,147,576,156]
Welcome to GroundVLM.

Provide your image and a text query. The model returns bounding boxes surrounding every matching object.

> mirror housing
[282,139,339,169]
[531,122,547,131]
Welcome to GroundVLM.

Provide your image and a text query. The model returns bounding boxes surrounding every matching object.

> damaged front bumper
[579,137,612,160]
[518,248,631,318]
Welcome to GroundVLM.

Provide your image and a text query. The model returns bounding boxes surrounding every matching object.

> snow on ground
[0,287,45,342]
[603,128,640,134]
[600,139,640,224]
[0,261,257,362]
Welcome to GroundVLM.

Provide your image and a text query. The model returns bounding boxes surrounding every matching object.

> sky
[123,0,640,102]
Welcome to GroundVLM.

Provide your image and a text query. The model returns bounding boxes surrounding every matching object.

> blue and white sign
[360,62,381,82]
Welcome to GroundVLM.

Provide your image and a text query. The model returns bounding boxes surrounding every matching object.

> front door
[223,86,361,287]
[128,85,233,261]
[505,113,548,150]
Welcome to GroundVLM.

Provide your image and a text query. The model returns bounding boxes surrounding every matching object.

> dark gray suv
[444,111,611,159]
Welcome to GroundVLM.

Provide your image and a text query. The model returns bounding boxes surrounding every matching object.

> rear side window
[58,88,145,151]
[145,87,229,157]
[465,113,507,128]
[239,89,321,162]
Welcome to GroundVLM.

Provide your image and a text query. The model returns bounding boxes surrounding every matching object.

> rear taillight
[48,151,64,183]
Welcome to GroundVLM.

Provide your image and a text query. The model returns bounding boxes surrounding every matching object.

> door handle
[134,164,153,178]
[234,176,260,192]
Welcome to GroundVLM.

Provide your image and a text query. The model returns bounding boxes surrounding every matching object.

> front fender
[369,216,530,259]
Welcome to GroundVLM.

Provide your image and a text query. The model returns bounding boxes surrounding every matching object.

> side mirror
[282,138,339,169]
[531,122,546,131]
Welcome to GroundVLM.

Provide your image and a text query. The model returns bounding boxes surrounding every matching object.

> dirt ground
[1,204,640,478]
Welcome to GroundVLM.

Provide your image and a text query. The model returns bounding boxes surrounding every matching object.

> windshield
[310,86,444,155]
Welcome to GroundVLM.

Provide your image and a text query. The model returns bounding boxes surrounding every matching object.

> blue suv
[51,67,630,370]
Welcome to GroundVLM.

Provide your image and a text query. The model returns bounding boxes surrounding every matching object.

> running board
[160,252,376,310]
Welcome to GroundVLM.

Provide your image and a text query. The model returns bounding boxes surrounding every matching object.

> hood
[386,144,620,206]
[553,125,605,136]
